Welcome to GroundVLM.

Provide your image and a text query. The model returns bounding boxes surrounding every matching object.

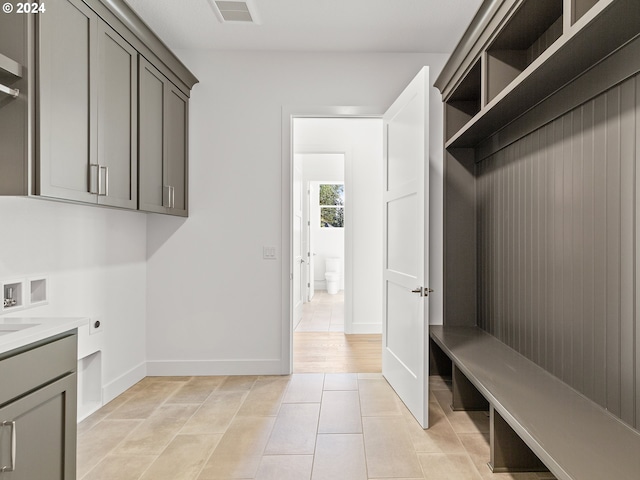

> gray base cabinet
[0,334,77,479]
[139,58,188,216]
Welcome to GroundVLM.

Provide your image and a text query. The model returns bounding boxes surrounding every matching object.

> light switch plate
[263,246,277,259]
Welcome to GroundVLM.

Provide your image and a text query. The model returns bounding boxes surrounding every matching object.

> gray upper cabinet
[139,58,188,216]
[38,0,137,208]
[37,0,97,204]
[96,21,137,209]
[0,14,28,196]
[0,0,197,214]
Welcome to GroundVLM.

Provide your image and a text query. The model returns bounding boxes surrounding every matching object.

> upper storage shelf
[445,60,481,140]
[436,0,640,149]
[486,0,562,103]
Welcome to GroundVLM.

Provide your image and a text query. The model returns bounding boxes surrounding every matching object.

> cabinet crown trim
[99,0,198,90]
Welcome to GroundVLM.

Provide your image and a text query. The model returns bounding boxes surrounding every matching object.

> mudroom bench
[429,326,640,480]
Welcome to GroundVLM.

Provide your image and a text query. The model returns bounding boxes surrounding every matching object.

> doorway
[289,115,384,373]
[295,162,346,333]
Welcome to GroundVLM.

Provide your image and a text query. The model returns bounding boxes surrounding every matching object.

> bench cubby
[430,326,640,479]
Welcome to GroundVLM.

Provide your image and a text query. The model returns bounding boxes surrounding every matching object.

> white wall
[0,197,147,402]
[146,51,448,375]
[295,119,384,332]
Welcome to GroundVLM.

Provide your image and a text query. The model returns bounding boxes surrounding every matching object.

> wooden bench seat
[430,325,640,480]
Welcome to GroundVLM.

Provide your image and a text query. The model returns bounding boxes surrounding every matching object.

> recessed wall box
[29,276,48,306]
[2,279,25,313]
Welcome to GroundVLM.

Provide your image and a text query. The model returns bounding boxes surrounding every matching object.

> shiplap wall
[476,73,639,429]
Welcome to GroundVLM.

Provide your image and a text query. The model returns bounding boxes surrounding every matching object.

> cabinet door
[0,374,77,479]
[97,22,137,209]
[138,58,167,214]
[37,0,97,203]
[138,58,189,216]
[165,84,189,216]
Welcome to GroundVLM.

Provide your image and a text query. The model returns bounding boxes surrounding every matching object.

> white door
[382,67,430,428]
[293,164,304,327]
[307,183,315,301]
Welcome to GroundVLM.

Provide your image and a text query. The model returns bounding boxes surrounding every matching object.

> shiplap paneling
[477,74,639,429]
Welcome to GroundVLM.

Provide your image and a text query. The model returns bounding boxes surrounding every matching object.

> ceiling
[124,0,483,53]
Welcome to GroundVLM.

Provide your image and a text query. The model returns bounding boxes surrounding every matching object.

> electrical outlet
[89,317,104,335]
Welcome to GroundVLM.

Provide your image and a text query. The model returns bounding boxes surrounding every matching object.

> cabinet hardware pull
[171,186,175,209]
[99,166,109,196]
[0,83,19,98]
[89,164,100,194]
[163,185,171,208]
[1,421,16,472]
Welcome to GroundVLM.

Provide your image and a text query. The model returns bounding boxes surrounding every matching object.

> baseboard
[146,359,285,376]
[102,361,147,404]
[348,323,382,334]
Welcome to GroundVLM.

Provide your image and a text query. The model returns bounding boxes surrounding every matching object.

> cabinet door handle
[171,186,175,209]
[163,185,171,208]
[89,164,100,194]
[1,421,16,472]
[99,166,109,196]
[0,83,19,98]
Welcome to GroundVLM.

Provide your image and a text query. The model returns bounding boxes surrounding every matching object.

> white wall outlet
[263,246,277,259]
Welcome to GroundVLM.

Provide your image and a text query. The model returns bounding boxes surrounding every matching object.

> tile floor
[77,374,557,480]
[295,290,344,332]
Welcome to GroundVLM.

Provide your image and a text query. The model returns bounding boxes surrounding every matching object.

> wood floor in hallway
[293,332,382,373]
[293,289,382,373]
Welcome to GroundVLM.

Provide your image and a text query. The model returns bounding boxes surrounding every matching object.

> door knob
[411,287,434,296]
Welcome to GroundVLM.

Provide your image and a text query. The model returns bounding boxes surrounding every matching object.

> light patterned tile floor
[77,374,557,480]
[295,290,345,332]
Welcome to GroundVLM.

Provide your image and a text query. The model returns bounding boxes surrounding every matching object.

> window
[319,183,344,228]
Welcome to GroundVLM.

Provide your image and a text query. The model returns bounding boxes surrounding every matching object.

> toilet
[325,257,341,295]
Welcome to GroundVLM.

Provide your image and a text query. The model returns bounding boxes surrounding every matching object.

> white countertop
[0,317,89,355]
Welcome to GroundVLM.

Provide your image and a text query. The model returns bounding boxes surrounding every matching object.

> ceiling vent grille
[209,0,261,24]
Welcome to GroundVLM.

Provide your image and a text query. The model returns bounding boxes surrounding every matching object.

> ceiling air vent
[209,0,261,24]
